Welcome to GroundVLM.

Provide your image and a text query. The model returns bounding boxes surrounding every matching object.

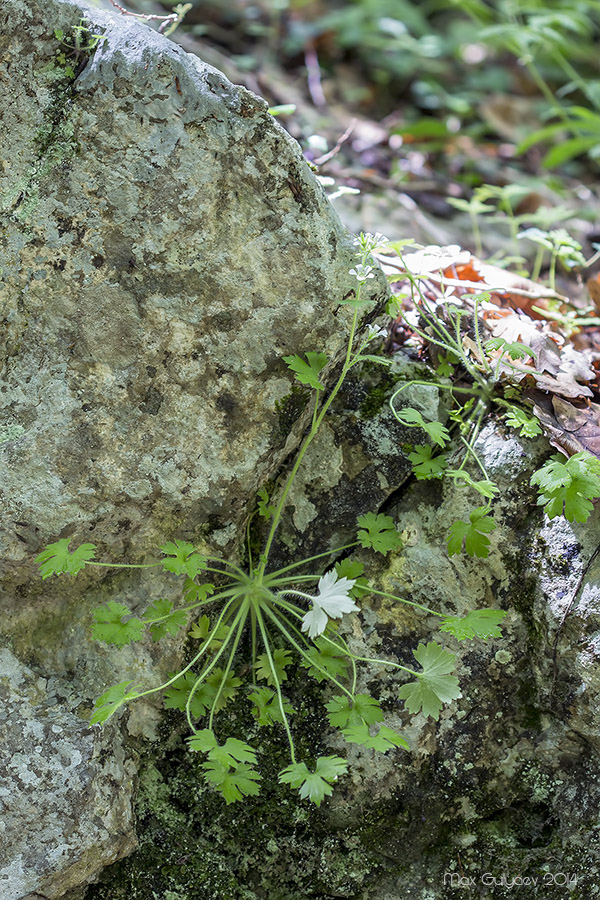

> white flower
[353,232,389,252]
[365,323,387,341]
[438,285,457,303]
[301,570,358,639]
[349,264,375,283]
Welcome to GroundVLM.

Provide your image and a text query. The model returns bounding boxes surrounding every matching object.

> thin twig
[313,119,357,166]
[108,0,178,32]
[304,40,327,108]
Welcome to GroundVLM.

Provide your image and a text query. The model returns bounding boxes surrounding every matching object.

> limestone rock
[0,0,386,670]
[0,2,386,896]
[0,648,136,900]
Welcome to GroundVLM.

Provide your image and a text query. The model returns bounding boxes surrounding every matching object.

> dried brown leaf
[532,393,600,458]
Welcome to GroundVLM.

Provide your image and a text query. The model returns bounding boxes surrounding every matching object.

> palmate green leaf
[164,672,216,718]
[356,512,403,555]
[207,669,243,709]
[188,614,230,648]
[37,538,96,579]
[503,405,542,438]
[248,687,295,726]
[334,559,369,597]
[300,638,349,683]
[164,668,242,718]
[90,681,140,725]
[143,598,188,641]
[188,730,261,803]
[211,738,258,769]
[398,642,461,721]
[326,693,383,728]
[440,609,507,641]
[408,445,448,480]
[282,352,327,391]
[186,727,218,753]
[394,407,450,448]
[188,729,257,766]
[342,723,409,752]
[279,756,348,807]
[435,351,459,378]
[183,579,215,604]
[531,451,600,523]
[531,454,571,494]
[92,601,145,647]
[257,487,276,519]
[160,540,207,578]
[447,507,496,558]
[254,648,293,686]
[484,338,535,361]
[203,761,261,804]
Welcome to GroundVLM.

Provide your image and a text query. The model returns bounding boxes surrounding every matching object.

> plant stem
[186,600,248,732]
[265,542,359,579]
[254,605,296,762]
[202,566,243,580]
[349,653,419,677]
[531,245,545,282]
[554,49,597,110]
[472,297,491,374]
[246,515,254,572]
[250,608,257,687]
[270,595,306,617]
[459,428,491,483]
[208,602,248,732]
[549,251,557,293]
[149,586,241,622]
[257,308,361,577]
[363,586,444,617]
[524,58,571,126]
[86,561,162,569]
[262,604,354,699]
[471,212,483,257]
[311,388,321,430]
[267,574,324,587]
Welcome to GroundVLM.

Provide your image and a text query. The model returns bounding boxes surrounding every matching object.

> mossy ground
[83,666,388,900]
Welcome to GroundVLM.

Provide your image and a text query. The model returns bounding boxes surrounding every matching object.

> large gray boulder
[0,1,387,896]
[0,0,386,660]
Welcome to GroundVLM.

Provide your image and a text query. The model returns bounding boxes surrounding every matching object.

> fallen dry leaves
[378,243,600,459]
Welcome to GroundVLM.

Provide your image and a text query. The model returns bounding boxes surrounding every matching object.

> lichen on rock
[0,648,136,900]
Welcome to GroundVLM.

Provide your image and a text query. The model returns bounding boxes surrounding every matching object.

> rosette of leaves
[36,234,507,807]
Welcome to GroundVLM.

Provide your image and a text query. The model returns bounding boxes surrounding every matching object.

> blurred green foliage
[155,0,600,165]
